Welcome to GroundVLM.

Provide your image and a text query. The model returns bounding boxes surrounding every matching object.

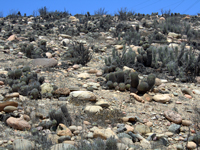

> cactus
[113,82,118,88]
[116,71,124,83]
[130,72,139,88]
[147,74,156,90]
[125,84,131,90]
[103,66,110,74]
[105,136,118,150]
[108,72,116,82]
[19,85,30,96]
[29,88,40,99]
[119,83,126,91]
[39,76,45,84]
[22,66,31,72]
[14,69,22,79]
[137,81,149,93]
[8,71,15,79]
[107,81,114,89]
[146,48,152,67]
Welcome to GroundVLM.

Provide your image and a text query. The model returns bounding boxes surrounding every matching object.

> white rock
[84,105,103,113]
[153,94,171,103]
[70,91,96,101]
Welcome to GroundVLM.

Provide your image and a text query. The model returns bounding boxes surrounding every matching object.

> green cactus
[137,81,149,93]
[22,66,31,72]
[119,83,126,91]
[126,84,131,90]
[130,72,139,88]
[8,70,15,79]
[104,66,110,74]
[107,81,114,89]
[108,72,116,82]
[116,71,125,83]
[113,82,118,88]
[14,69,22,79]
[29,88,40,99]
[147,74,156,90]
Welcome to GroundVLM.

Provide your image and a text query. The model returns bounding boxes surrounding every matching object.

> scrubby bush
[94,8,108,16]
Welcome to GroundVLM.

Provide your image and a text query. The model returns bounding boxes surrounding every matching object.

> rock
[184,94,192,99]
[0,81,4,85]
[41,83,54,94]
[168,32,181,38]
[7,35,17,41]
[164,110,182,124]
[0,101,18,111]
[93,128,118,140]
[61,39,70,45]
[142,93,152,102]
[134,124,151,134]
[77,73,90,79]
[50,143,76,150]
[13,139,35,150]
[56,124,72,137]
[186,141,197,149]
[153,94,171,103]
[5,92,19,98]
[72,64,80,69]
[31,58,57,68]
[125,124,134,132]
[59,34,72,39]
[87,69,98,74]
[4,106,17,113]
[6,116,31,130]
[155,78,162,86]
[193,90,200,95]
[70,91,96,101]
[117,143,127,150]
[121,137,134,146]
[146,122,153,127]
[84,105,103,113]
[130,93,145,103]
[96,71,103,76]
[95,100,109,108]
[181,88,192,95]
[182,120,192,126]
[46,52,52,58]
[54,88,70,96]
[115,45,123,50]
[168,123,181,133]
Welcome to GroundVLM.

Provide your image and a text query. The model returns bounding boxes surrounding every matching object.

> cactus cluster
[5,66,45,99]
[49,105,72,128]
[105,69,155,93]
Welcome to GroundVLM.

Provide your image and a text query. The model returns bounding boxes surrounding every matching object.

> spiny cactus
[119,83,126,91]
[107,81,114,89]
[137,81,149,93]
[108,72,116,82]
[147,74,156,90]
[116,71,125,83]
[130,72,139,88]
[105,136,118,150]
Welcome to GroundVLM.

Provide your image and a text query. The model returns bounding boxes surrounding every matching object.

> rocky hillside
[0,12,200,149]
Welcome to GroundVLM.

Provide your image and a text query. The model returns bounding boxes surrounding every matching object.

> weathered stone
[153,94,171,103]
[84,105,103,113]
[0,101,18,111]
[41,83,54,94]
[168,123,181,133]
[70,91,96,101]
[182,120,192,126]
[134,124,151,135]
[5,92,19,98]
[56,124,72,137]
[54,88,70,96]
[4,106,17,113]
[186,141,197,149]
[93,128,118,140]
[6,116,31,130]
[164,110,182,124]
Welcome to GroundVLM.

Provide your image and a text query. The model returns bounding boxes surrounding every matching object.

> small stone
[54,88,70,96]
[155,78,162,86]
[77,73,90,79]
[134,124,151,135]
[56,124,72,137]
[193,90,200,95]
[143,93,152,102]
[96,71,103,76]
[168,123,181,133]
[153,94,171,103]
[4,106,17,113]
[182,120,192,126]
[164,110,182,124]
[5,92,19,98]
[186,141,197,149]
[146,122,153,127]
[0,101,18,111]
[32,58,57,68]
[95,100,109,108]
[93,128,118,140]
[115,45,123,50]
[181,88,192,95]
[7,35,17,41]
[6,116,31,130]
[0,81,4,85]
[72,64,80,69]
[87,69,98,74]
[184,94,192,99]
[70,91,96,101]
[84,105,103,113]
[46,52,52,58]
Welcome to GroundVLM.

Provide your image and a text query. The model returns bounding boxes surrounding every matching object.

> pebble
[164,110,182,124]
[186,141,197,149]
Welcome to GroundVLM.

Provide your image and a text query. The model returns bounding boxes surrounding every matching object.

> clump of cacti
[5,66,46,99]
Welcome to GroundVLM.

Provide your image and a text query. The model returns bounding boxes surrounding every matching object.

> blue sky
[0,0,200,17]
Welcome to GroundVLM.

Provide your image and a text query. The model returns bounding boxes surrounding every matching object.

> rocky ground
[0,13,200,150]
